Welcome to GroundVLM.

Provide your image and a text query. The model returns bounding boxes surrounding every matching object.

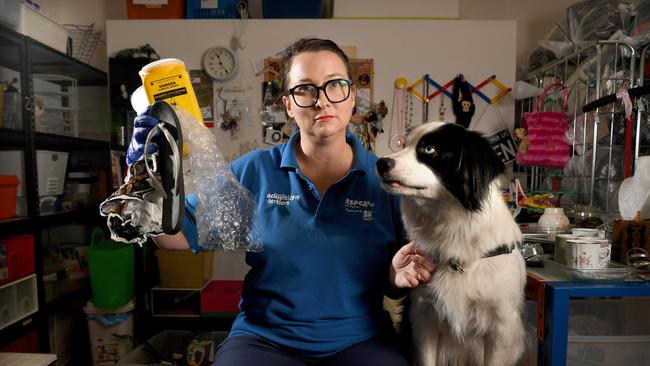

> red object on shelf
[126,0,184,19]
[0,330,39,353]
[0,235,35,286]
[200,280,243,314]
[0,175,19,219]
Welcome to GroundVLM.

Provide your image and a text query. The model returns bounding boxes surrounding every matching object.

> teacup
[580,238,611,267]
[565,239,611,269]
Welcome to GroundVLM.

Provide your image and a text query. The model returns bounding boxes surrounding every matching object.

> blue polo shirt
[182,131,406,357]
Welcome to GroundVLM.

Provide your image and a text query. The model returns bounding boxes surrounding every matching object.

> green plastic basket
[87,228,134,308]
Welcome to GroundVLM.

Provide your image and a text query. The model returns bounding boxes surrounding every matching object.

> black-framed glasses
[287,78,353,108]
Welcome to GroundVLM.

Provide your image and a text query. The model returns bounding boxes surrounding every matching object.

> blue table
[526,269,650,365]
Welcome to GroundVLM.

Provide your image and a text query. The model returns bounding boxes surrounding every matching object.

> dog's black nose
[376,158,395,175]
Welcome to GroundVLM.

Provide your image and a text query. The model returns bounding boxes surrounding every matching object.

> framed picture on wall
[350,58,373,113]
[190,70,215,127]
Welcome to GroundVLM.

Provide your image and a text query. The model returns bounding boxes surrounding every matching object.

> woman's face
[282,50,356,141]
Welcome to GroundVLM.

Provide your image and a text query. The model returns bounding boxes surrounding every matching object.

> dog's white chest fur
[403,191,526,366]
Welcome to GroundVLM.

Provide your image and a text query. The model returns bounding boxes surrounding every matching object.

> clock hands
[214,53,232,74]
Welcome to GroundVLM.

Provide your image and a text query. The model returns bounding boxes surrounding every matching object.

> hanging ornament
[389,77,408,152]
[452,75,475,128]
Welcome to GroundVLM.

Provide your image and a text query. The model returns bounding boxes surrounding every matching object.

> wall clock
[202,46,238,81]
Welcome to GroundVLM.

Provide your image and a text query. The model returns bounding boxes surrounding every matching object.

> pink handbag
[516,83,571,168]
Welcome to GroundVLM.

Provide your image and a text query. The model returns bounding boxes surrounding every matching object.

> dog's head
[377,122,505,211]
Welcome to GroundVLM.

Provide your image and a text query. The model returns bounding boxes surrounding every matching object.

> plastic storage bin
[36,150,69,197]
[0,235,35,286]
[127,0,184,19]
[17,3,70,54]
[567,336,650,366]
[88,228,134,308]
[185,0,243,18]
[201,280,243,314]
[0,329,39,353]
[0,175,19,219]
[155,249,213,288]
[565,298,650,366]
[0,151,26,216]
[84,299,134,366]
[0,274,38,331]
[262,0,325,18]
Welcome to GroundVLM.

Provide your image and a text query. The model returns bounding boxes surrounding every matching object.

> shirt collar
[280,130,368,176]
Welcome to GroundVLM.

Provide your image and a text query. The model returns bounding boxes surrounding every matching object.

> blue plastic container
[185,0,244,19]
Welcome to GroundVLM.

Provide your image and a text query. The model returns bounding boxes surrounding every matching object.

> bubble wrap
[176,108,263,252]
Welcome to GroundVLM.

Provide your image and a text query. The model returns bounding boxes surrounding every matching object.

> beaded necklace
[389,86,405,152]
[404,92,414,133]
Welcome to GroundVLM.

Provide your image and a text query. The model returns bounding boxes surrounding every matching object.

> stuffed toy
[452,76,475,128]
[514,128,530,155]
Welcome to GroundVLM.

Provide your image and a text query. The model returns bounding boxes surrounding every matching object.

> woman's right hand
[126,106,160,165]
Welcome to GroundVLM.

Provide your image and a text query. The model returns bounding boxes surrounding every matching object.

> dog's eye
[424,145,437,155]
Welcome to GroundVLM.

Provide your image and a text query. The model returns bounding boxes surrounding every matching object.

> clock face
[202,46,238,81]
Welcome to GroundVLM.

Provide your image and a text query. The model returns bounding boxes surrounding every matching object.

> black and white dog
[377,122,526,366]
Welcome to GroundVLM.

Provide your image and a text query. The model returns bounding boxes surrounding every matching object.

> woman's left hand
[390,241,436,288]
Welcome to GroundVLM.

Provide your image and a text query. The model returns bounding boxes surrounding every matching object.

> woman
[130,37,435,365]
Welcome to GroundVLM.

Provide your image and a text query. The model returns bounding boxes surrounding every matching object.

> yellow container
[139,58,203,124]
[155,249,214,288]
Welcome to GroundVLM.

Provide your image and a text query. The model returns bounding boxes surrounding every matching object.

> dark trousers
[212,334,410,366]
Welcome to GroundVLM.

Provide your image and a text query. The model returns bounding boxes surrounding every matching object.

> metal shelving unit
[519,41,641,218]
[0,24,109,358]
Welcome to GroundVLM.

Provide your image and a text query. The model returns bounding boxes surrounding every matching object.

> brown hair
[279,37,352,92]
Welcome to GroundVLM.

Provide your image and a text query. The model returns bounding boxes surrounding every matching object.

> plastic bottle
[138,58,203,124]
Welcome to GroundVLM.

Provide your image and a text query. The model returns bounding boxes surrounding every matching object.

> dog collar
[447,242,521,273]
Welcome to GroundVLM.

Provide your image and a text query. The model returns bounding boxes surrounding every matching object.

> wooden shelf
[44,278,89,306]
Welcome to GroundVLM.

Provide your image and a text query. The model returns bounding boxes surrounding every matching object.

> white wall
[460,0,583,76]
[333,0,459,19]
[33,0,111,70]
[107,19,516,159]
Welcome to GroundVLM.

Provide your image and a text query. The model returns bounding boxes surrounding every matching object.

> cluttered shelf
[0,128,27,148]
[0,208,103,234]
[34,132,110,152]
[44,278,90,308]
[37,207,103,226]
[0,215,30,230]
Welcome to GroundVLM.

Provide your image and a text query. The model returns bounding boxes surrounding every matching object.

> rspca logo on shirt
[345,198,375,221]
[266,193,300,206]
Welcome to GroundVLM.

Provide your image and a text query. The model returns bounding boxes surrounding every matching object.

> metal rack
[0,24,109,357]
[33,74,78,137]
[64,24,103,64]
[519,41,639,218]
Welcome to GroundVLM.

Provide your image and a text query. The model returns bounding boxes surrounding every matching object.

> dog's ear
[455,129,505,211]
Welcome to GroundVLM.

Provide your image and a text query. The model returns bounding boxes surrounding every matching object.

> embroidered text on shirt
[345,198,375,221]
[266,193,300,206]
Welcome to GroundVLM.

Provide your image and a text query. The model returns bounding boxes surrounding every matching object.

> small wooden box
[611,219,650,262]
